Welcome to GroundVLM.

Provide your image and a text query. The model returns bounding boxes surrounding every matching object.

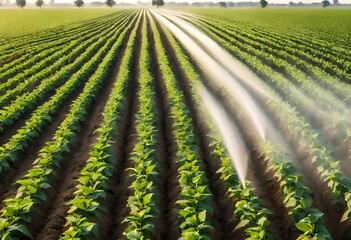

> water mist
[198,84,249,186]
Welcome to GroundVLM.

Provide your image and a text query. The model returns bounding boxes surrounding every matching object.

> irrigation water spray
[198,84,249,186]
[153,11,296,183]
[154,11,267,140]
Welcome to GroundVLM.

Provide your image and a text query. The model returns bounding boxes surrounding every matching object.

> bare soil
[98,16,141,240]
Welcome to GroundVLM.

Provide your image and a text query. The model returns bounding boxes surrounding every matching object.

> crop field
[0,9,117,37]
[0,7,351,240]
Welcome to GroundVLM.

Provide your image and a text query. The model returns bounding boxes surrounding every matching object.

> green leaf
[234,219,249,230]
[198,210,206,222]
[296,222,311,233]
[8,224,33,238]
[143,193,153,205]
[125,229,142,239]
[340,210,351,222]
[285,197,297,208]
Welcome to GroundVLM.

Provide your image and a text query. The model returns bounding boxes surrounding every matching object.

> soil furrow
[146,13,181,240]
[0,84,82,204]
[97,14,142,240]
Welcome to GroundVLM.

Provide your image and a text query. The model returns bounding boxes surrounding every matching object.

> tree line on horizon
[259,0,340,8]
[0,0,342,9]
[12,0,115,8]
[8,0,164,8]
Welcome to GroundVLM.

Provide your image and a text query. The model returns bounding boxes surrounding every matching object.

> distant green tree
[152,0,164,7]
[105,0,115,7]
[16,0,26,8]
[219,1,227,7]
[333,0,339,4]
[322,0,330,7]
[36,0,44,8]
[74,0,84,7]
[260,0,268,8]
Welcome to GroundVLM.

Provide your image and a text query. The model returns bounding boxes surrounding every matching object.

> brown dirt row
[0,82,82,204]
[247,151,298,240]
[150,12,243,240]
[97,13,142,240]
[0,53,24,69]
[147,13,181,240]
[290,148,347,239]
[0,84,56,146]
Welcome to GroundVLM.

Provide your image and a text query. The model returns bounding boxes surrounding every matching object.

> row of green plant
[224,20,349,97]
[267,99,351,229]
[0,15,130,133]
[122,12,160,239]
[0,11,121,65]
[176,12,350,102]
[0,11,138,240]
[261,143,332,239]
[149,12,215,239]
[0,13,134,179]
[186,11,351,59]
[194,15,351,162]
[212,20,350,96]
[0,11,121,74]
[192,67,329,238]
[60,12,141,240]
[195,16,350,82]
[0,12,131,109]
[187,17,348,114]
[0,11,128,92]
[0,45,62,83]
